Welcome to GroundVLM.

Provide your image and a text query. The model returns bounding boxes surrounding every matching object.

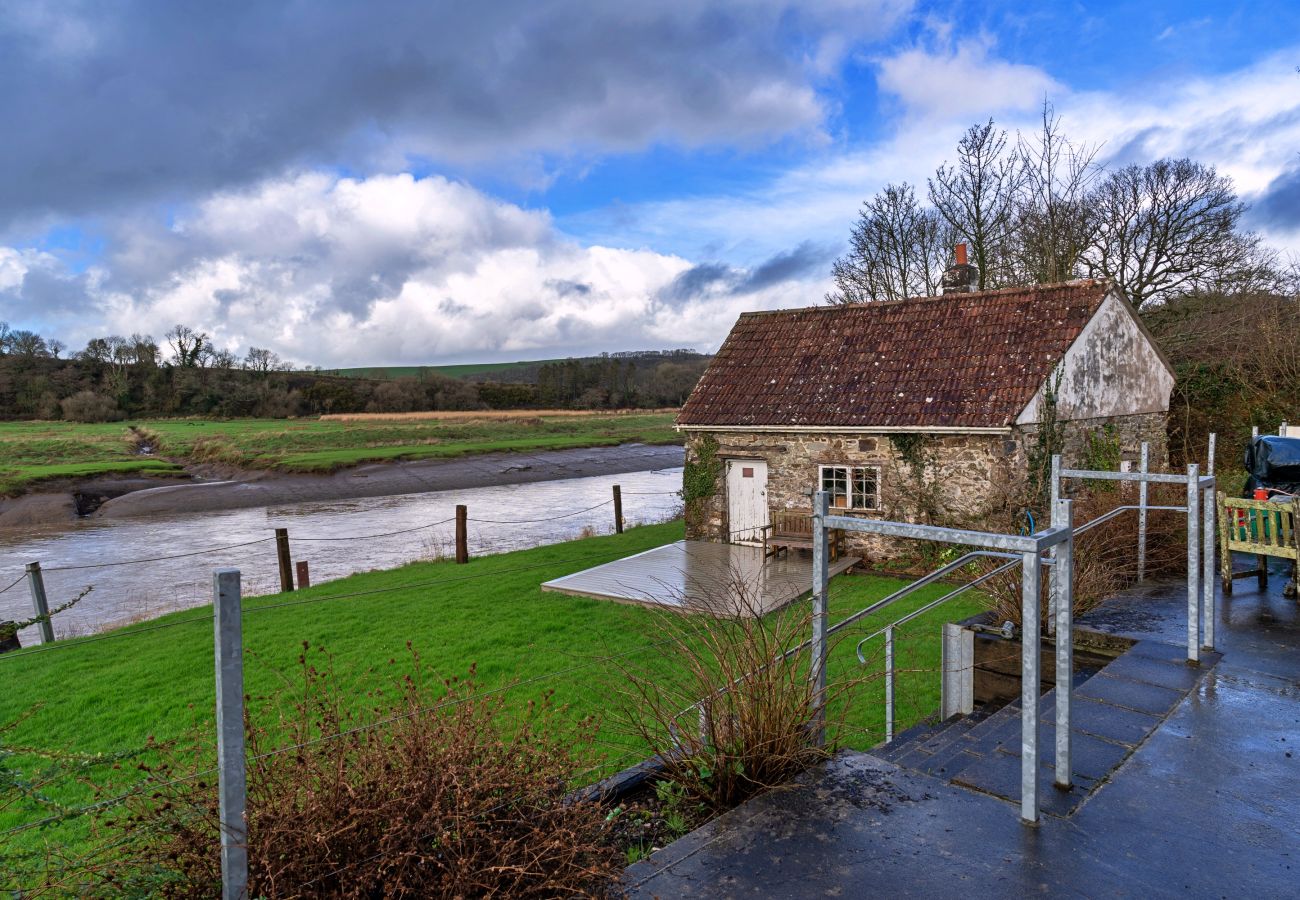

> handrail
[855,556,1020,662]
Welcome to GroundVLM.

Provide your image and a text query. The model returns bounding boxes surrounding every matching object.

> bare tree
[243,346,281,373]
[1083,158,1264,308]
[1013,102,1102,284]
[928,119,1022,290]
[0,322,10,356]
[48,339,65,359]
[166,324,207,367]
[7,330,48,357]
[827,183,952,303]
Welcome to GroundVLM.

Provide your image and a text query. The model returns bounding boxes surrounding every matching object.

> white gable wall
[1016,289,1174,425]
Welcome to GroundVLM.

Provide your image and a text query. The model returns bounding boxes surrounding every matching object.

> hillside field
[0,411,681,494]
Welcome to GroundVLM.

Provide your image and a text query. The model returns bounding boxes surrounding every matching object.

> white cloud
[875,32,1062,121]
[568,41,1300,263]
[1,173,827,365]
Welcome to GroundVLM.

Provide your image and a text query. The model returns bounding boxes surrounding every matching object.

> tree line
[0,324,711,421]
[827,104,1294,307]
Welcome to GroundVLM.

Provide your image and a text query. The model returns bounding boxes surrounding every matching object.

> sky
[1,0,1298,368]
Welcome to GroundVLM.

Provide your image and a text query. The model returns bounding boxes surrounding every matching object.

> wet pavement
[626,559,1300,898]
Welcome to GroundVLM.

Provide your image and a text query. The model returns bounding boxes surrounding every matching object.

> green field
[0,521,984,860]
[0,412,680,494]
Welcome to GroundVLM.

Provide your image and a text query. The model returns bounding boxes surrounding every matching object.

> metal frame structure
[1051,449,1216,662]
[810,490,1074,825]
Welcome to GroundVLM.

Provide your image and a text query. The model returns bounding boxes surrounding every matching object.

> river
[0,467,684,643]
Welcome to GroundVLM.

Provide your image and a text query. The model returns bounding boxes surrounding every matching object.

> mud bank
[0,444,683,527]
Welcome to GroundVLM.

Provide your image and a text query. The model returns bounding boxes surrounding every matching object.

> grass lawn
[0,411,681,494]
[0,520,986,861]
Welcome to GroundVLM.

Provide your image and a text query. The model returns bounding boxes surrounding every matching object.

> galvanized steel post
[810,490,830,746]
[1186,465,1201,663]
[1207,432,1216,476]
[1052,499,1074,790]
[213,569,248,900]
[884,626,895,743]
[1137,443,1149,583]
[25,561,54,645]
[1202,479,1216,651]
[1020,551,1041,824]
[1048,455,1061,636]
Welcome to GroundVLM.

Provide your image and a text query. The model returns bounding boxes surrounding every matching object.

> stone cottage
[675,275,1175,558]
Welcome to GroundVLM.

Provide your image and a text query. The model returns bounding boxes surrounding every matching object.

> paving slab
[628,569,1300,898]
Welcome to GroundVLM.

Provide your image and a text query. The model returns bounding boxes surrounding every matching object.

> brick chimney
[942,242,978,294]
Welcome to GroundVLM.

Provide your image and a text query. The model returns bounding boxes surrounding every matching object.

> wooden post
[613,484,624,534]
[274,528,294,593]
[213,569,248,900]
[25,562,54,645]
[295,560,311,589]
[455,504,468,564]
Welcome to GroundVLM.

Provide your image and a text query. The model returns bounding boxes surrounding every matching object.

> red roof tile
[677,280,1111,429]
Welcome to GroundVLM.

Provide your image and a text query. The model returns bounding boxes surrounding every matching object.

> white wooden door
[726,459,768,544]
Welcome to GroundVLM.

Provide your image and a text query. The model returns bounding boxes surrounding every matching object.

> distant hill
[328,349,707,384]
[330,359,567,381]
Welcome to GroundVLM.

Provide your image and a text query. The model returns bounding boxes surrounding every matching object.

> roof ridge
[738,278,1110,319]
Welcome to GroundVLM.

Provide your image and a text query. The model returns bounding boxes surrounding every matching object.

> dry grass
[981,484,1189,628]
[606,571,869,814]
[321,408,679,423]
[89,649,622,898]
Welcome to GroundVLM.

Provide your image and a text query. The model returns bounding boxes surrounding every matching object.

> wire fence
[0,469,685,643]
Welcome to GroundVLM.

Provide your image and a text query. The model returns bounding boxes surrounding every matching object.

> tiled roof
[677,280,1112,430]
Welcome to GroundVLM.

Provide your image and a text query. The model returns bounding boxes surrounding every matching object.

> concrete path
[626,561,1300,898]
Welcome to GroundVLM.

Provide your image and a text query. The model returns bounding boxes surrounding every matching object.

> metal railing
[1052,448,1217,661]
[810,491,1074,825]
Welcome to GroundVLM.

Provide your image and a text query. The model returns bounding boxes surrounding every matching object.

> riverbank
[0,414,683,527]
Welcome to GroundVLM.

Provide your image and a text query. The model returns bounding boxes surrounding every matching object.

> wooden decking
[541,540,859,617]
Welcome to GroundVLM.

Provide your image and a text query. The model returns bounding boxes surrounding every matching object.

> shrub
[608,574,863,815]
[980,484,1188,628]
[58,391,120,423]
[93,648,621,898]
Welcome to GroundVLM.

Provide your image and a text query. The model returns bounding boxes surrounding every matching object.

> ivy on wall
[682,434,721,531]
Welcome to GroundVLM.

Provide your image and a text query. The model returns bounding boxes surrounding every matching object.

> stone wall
[683,410,1170,563]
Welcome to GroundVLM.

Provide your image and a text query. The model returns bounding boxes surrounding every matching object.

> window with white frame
[819,465,880,511]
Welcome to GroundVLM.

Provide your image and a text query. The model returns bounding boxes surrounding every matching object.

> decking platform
[541,540,859,617]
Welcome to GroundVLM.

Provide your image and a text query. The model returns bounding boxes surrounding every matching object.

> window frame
[818,464,881,512]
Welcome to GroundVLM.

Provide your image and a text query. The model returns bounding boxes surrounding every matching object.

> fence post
[1282,422,1289,436]
[213,569,248,900]
[274,528,294,593]
[1053,499,1074,790]
[25,562,54,645]
[1186,464,1201,664]
[1202,478,1216,651]
[1207,432,1216,476]
[455,504,468,564]
[1252,425,1259,439]
[1137,442,1149,583]
[613,484,623,534]
[295,560,311,589]
[1020,549,1041,824]
[884,626,895,743]
[1047,455,1061,636]
[810,490,830,746]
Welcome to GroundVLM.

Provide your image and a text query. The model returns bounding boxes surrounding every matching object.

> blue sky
[1,0,1297,366]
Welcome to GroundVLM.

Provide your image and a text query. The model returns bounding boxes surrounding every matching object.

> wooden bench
[761,509,845,561]
[1216,492,1299,597]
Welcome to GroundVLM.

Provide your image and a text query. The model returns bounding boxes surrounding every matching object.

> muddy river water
[0,467,684,643]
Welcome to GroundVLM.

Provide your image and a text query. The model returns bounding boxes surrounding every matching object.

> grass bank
[0,411,681,494]
[1,521,984,859]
